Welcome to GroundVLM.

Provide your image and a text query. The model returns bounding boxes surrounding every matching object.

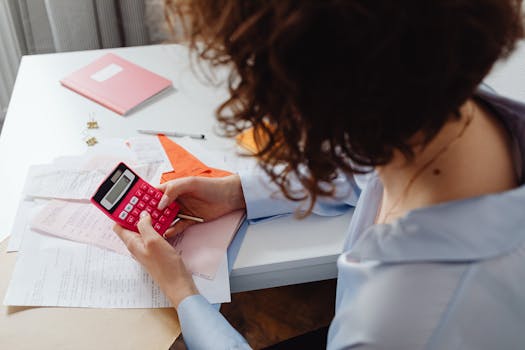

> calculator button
[130,196,139,205]
[168,202,178,210]
[137,201,146,209]
[126,216,136,225]
[143,194,151,202]
[118,211,128,220]
[149,199,158,207]
[147,188,155,196]
[154,192,162,200]
[131,208,140,217]
[135,189,144,197]
[159,216,167,224]
[152,211,160,220]
[154,223,162,232]
[140,183,148,191]
[146,206,153,213]
[124,204,133,212]
[164,208,172,216]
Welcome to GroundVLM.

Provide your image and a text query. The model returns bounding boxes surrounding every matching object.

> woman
[114,1,525,348]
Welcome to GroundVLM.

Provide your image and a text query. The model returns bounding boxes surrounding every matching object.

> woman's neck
[375,99,518,224]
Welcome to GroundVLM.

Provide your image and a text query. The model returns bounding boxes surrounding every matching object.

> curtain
[9,0,152,54]
[0,0,21,125]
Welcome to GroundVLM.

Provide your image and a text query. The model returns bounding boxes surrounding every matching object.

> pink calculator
[91,162,180,235]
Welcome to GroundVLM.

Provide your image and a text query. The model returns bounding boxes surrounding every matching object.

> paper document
[7,199,46,252]
[30,199,128,255]
[175,138,255,173]
[23,165,107,200]
[3,230,230,307]
[126,136,172,166]
[172,210,245,279]
[31,200,244,279]
[23,162,162,201]
[134,162,165,183]
[171,138,234,171]
[21,140,136,201]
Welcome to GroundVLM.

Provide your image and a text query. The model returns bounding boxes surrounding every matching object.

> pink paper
[30,200,129,256]
[31,200,245,279]
[170,210,245,279]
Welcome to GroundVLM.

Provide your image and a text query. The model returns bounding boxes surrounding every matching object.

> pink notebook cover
[60,53,172,115]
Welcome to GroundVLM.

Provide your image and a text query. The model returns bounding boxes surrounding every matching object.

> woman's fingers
[113,223,143,256]
[137,211,155,235]
[137,212,167,242]
[162,226,178,239]
[158,194,171,211]
[163,219,195,239]
[157,177,198,210]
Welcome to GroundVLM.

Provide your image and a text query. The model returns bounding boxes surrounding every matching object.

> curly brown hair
[166,0,524,212]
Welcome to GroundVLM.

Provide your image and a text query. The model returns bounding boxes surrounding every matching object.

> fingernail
[158,194,169,210]
[140,211,149,218]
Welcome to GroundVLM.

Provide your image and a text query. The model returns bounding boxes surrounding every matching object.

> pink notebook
[60,53,172,115]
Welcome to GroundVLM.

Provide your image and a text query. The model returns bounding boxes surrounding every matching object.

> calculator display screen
[105,175,131,205]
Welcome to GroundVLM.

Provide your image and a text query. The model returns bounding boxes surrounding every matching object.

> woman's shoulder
[332,246,525,349]
[331,259,467,349]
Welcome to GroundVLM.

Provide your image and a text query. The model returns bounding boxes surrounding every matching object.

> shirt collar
[348,89,525,263]
[348,185,525,262]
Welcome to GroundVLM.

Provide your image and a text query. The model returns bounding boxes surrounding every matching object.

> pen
[177,213,205,223]
[169,213,205,226]
[138,129,206,140]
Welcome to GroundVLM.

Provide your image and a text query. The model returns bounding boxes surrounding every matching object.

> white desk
[0,44,353,294]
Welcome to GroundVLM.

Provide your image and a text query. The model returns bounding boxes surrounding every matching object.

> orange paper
[236,127,259,154]
[235,123,274,154]
[157,135,232,183]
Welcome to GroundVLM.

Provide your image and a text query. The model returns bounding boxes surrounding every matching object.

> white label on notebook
[90,63,123,82]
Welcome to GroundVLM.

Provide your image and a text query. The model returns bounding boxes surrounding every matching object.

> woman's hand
[113,212,198,308]
[157,174,246,238]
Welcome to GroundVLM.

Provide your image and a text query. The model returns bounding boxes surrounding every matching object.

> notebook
[60,53,172,115]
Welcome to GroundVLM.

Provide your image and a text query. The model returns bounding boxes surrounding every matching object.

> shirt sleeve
[239,168,361,221]
[177,294,252,349]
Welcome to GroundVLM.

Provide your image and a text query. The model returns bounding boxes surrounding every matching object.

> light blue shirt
[177,89,525,349]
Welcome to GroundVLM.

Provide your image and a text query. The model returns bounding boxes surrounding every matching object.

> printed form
[30,200,244,280]
[6,199,46,252]
[23,163,162,200]
[4,230,230,307]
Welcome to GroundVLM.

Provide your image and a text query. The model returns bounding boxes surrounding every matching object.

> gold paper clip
[87,113,99,129]
[87,121,99,129]
[85,136,98,146]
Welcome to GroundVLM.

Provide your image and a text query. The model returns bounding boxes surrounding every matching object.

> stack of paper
[4,136,246,308]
